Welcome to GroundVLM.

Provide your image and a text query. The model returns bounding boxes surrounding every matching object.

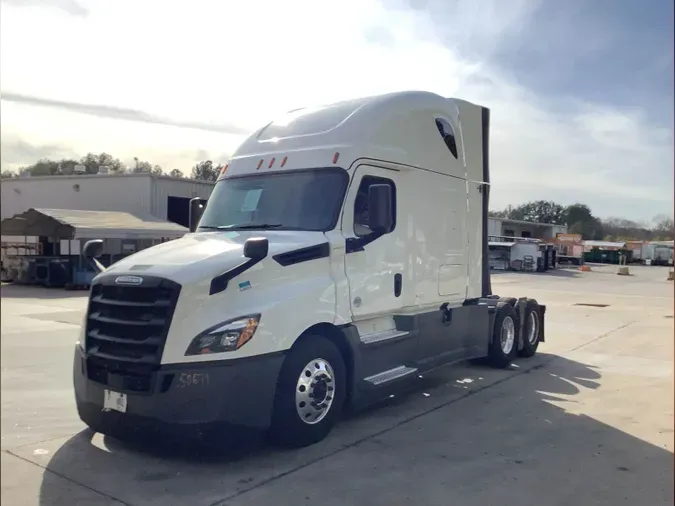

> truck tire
[487,302,518,369]
[269,335,346,448]
[518,299,541,358]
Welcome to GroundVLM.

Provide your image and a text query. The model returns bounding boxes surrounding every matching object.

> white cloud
[0,0,672,220]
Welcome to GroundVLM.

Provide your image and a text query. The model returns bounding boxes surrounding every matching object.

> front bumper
[73,345,285,438]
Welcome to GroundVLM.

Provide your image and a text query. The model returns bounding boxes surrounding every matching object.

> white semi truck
[74,91,547,448]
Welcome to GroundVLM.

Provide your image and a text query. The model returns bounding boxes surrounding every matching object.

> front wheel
[269,335,346,448]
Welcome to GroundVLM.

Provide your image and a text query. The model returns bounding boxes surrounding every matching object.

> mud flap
[539,304,546,342]
[516,297,528,351]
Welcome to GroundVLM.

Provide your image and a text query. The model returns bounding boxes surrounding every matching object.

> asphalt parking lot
[1,265,673,506]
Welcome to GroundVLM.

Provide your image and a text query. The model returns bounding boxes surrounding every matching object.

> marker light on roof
[256,159,264,170]
[280,156,288,167]
[220,164,229,175]
[332,152,340,164]
[268,157,276,168]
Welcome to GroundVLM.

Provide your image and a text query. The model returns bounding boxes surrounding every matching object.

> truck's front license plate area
[103,389,127,413]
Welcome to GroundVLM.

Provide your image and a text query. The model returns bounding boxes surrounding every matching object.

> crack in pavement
[567,321,636,353]
[6,433,84,452]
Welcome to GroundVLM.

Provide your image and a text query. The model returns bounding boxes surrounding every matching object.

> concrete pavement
[1,265,673,505]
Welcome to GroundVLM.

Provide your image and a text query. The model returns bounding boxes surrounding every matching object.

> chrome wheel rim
[528,311,539,345]
[295,358,335,425]
[500,316,515,354]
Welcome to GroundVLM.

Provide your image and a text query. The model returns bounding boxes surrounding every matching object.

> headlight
[185,315,261,355]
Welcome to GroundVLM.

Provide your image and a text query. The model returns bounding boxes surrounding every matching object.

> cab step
[359,329,410,345]
[364,365,418,386]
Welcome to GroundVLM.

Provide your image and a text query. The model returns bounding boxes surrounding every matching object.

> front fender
[161,270,338,364]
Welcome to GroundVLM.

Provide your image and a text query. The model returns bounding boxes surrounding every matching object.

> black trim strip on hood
[273,243,330,266]
[210,257,264,295]
[210,242,330,295]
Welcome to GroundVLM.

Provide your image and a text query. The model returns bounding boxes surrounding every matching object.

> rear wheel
[517,299,541,358]
[269,335,346,448]
[487,302,518,368]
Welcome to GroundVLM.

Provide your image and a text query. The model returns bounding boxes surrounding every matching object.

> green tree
[0,170,17,179]
[24,158,61,176]
[80,153,126,174]
[132,160,162,175]
[489,207,509,218]
[495,201,567,224]
[568,219,604,240]
[169,169,184,178]
[562,203,603,240]
[190,160,221,182]
[565,204,592,226]
[57,158,80,175]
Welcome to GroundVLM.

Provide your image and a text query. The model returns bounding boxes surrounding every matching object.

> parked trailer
[74,91,547,448]
[643,242,674,266]
[488,235,545,271]
[555,233,583,266]
[626,241,645,263]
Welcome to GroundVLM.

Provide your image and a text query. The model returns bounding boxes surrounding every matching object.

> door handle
[394,273,402,297]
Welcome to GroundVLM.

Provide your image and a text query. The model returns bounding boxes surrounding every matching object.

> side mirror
[82,239,105,273]
[83,239,103,259]
[243,237,269,261]
[368,184,394,233]
[189,197,206,233]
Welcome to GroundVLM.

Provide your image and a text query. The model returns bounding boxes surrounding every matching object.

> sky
[0,0,673,223]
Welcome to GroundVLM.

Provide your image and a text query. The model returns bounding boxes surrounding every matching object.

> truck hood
[103,230,328,284]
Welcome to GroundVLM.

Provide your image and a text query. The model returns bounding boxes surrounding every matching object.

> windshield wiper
[201,223,284,230]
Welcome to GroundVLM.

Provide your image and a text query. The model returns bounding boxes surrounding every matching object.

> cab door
[342,165,406,319]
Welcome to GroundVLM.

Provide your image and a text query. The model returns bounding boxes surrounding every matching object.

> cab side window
[353,176,396,237]
[435,118,458,159]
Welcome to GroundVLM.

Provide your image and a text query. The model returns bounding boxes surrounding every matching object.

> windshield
[198,168,348,232]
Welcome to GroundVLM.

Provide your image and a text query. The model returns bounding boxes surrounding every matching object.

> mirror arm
[88,257,105,274]
[345,229,385,254]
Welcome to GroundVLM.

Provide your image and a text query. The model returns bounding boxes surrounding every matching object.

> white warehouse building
[1,173,215,225]
[1,173,215,271]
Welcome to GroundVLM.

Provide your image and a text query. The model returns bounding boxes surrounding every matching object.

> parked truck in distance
[75,91,547,448]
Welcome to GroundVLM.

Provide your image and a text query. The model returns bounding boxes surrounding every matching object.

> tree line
[0,152,224,182]
[490,200,674,241]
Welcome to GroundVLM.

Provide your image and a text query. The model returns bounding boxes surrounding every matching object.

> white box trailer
[488,236,543,271]
[643,242,674,266]
[74,91,548,448]
[626,241,644,262]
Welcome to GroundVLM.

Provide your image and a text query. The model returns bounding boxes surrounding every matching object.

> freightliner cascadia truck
[74,91,547,448]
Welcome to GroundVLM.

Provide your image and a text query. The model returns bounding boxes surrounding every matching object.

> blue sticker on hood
[238,280,251,291]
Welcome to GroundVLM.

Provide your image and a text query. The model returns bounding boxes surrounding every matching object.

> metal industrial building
[1,174,216,283]
[488,217,567,241]
[1,173,215,226]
